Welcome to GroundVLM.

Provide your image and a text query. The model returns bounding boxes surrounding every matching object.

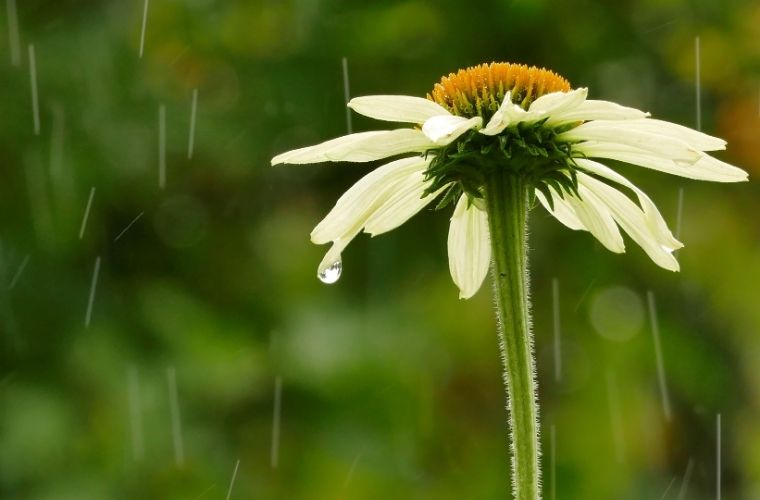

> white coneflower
[271,62,747,500]
[272,62,746,298]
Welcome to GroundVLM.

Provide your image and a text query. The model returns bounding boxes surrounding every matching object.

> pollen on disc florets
[428,62,571,120]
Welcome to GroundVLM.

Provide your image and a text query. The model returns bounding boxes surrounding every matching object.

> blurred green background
[1,0,759,498]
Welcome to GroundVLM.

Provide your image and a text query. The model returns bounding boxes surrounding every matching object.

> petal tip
[661,256,681,272]
[610,244,626,254]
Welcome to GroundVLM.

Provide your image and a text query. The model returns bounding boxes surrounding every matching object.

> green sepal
[434,183,462,211]
[535,183,555,210]
[422,119,582,213]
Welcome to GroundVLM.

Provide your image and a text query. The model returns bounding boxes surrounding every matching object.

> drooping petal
[348,95,451,124]
[271,129,432,165]
[574,141,748,182]
[363,172,445,236]
[528,88,588,116]
[558,122,701,162]
[575,158,682,250]
[447,196,491,299]
[317,230,358,278]
[568,186,626,253]
[578,173,680,271]
[536,186,624,252]
[311,157,435,278]
[480,91,543,136]
[310,156,430,244]
[422,115,482,145]
[546,99,649,124]
[535,189,584,231]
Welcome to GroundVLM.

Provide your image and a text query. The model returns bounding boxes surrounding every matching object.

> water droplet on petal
[318,260,342,284]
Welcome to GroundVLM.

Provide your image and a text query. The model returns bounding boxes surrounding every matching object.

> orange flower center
[428,62,572,119]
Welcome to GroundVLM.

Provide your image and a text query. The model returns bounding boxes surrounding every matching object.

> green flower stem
[484,169,540,500]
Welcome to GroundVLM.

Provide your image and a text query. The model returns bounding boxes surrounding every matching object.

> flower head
[272,62,748,298]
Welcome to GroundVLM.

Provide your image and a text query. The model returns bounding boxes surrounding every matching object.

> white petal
[547,99,649,124]
[536,189,584,231]
[480,91,543,136]
[363,172,444,236]
[578,173,680,271]
[311,157,429,244]
[575,141,748,182]
[529,88,588,116]
[317,230,358,277]
[447,196,491,299]
[271,129,432,165]
[581,118,725,151]
[575,158,682,250]
[688,153,749,182]
[422,115,482,145]
[348,95,450,124]
[568,186,626,253]
[537,186,625,252]
[559,122,701,162]
[481,91,523,135]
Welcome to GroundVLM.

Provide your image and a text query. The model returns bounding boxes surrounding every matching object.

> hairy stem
[485,170,540,499]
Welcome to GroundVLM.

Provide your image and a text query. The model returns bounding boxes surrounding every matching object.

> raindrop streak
[552,278,561,381]
[659,477,677,500]
[318,260,342,284]
[642,19,677,34]
[342,57,352,134]
[28,44,40,135]
[188,88,198,159]
[158,103,166,189]
[677,458,695,500]
[717,413,722,500]
[550,424,557,500]
[225,460,240,500]
[343,453,362,489]
[191,484,216,500]
[8,254,29,290]
[139,0,149,58]
[271,375,282,468]
[168,46,189,68]
[573,277,596,313]
[84,256,101,328]
[114,211,145,242]
[6,0,21,66]
[127,366,145,460]
[605,370,627,463]
[166,366,185,467]
[647,291,672,421]
[695,36,701,131]
[78,187,96,240]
